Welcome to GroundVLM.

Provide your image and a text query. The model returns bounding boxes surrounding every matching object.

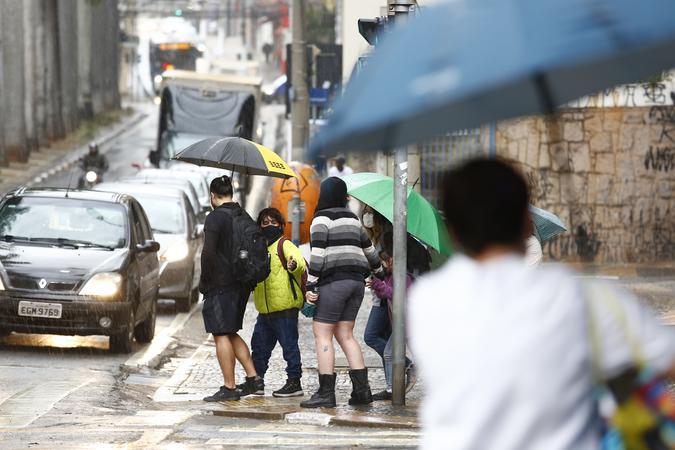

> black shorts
[202,285,250,335]
[313,279,365,324]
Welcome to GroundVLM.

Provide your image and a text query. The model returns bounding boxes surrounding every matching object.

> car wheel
[134,299,156,344]
[176,294,191,313]
[109,308,135,354]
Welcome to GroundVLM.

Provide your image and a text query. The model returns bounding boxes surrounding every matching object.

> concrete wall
[497,107,675,263]
[0,0,120,164]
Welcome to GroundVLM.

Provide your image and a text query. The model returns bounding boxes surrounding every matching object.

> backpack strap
[276,237,299,300]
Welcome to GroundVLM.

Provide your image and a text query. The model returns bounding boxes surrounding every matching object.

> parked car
[0,188,160,353]
[133,168,210,212]
[119,176,204,221]
[96,183,203,312]
[168,162,244,204]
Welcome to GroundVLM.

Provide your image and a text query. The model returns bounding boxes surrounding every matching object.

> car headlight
[80,272,122,298]
[160,240,189,263]
[85,171,98,183]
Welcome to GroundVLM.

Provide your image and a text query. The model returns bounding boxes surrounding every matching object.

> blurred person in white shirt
[408,158,675,450]
[327,155,353,178]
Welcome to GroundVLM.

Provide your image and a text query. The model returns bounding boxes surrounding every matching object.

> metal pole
[291,179,301,245]
[391,146,408,406]
[387,0,416,408]
[290,0,309,162]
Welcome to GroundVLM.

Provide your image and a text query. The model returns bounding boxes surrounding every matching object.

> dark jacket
[199,202,241,295]
[81,153,109,171]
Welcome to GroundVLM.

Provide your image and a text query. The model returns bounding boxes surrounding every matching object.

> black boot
[300,373,336,408]
[348,368,373,405]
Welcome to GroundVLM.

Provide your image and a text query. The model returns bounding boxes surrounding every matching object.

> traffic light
[358,17,387,46]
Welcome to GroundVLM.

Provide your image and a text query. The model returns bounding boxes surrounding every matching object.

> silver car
[95,183,203,312]
[119,176,205,221]
[134,168,210,211]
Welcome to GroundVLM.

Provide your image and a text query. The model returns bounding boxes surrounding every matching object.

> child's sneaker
[272,378,304,397]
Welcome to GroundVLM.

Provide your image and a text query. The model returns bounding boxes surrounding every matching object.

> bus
[149,40,202,92]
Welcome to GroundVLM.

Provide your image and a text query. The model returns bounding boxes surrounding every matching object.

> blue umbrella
[311,0,675,155]
[529,205,566,242]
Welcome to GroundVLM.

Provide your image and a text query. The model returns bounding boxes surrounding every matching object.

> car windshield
[0,197,127,249]
[133,194,186,235]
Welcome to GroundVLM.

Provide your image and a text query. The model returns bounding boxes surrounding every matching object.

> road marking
[0,379,90,428]
[124,302,200,369]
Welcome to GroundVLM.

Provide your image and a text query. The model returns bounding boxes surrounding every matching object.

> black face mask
[261,225,283,243]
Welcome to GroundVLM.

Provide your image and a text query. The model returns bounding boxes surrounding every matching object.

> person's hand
[306,291,319,303]
[365,277,373,288]
[287,255,298,271]
[373,266,386,280]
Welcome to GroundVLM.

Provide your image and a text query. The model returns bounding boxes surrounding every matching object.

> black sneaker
[273,378,304,398]
[237,375,265,396]
[203,386,240,402]
[372,390,392,401]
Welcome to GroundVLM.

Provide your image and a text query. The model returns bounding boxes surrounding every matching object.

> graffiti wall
[496,105,675,263]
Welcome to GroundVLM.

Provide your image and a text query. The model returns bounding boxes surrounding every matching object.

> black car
[0,188,160,353]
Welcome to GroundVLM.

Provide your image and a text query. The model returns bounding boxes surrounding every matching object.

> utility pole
[289,0,309,244]
[389,0,417,408]
[290,0,309,162]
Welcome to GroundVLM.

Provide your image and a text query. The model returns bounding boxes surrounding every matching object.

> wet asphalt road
[0,101,419,448]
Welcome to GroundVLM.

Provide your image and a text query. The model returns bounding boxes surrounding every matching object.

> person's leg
[383,336,393,392]
[271,315,304,397]
[334,320,365,369]
[250,315,277,378]
[337,280,372,405]
[273,315,302,380]
[363,302,391,363]
[213,334,237,388]
[313,321,337,374]
[229,333,257,377]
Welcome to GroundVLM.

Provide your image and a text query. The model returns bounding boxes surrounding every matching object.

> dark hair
[210,175,233,198]
[442,158,529,255]
[316,177,348,211]
[257,207,286,227]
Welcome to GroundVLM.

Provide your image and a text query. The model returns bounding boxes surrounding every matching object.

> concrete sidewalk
[153,292,422,430]
[0,107,145,194]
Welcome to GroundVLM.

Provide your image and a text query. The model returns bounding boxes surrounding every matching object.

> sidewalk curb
[0,108,147,192]
[210,406,420,430]
[25,109,148,188]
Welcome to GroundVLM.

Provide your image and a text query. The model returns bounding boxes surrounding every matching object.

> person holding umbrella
[300,177,384,409]
[200,176,264,402]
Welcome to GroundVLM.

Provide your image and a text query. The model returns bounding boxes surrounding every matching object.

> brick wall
[497,107,675,263]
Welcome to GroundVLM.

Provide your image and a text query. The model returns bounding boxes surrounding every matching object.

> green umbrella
[343,172,453,256]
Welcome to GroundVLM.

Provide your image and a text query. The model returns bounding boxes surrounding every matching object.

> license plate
[18,301,62,319]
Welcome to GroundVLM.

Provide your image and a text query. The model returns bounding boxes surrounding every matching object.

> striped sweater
[308,207,383,288]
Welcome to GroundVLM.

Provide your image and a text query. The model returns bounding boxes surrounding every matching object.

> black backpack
[224,207,270,291]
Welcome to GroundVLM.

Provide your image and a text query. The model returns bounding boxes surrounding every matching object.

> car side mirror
[137,240,160,253]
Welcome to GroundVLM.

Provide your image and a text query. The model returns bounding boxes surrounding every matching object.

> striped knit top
[307,207,383,288]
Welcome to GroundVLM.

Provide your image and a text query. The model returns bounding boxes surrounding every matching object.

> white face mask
[362,212,374,228]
